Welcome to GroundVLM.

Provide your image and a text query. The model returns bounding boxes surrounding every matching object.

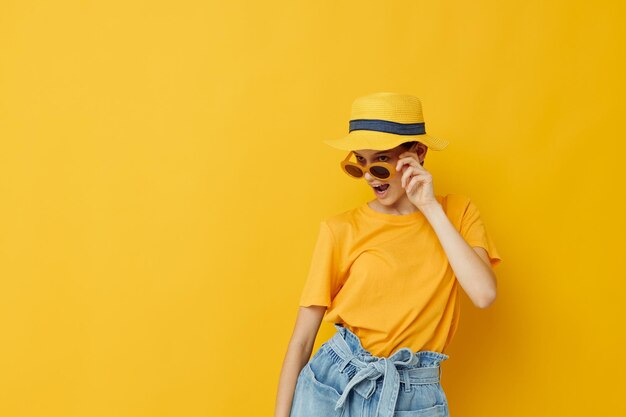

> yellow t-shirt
[298,193,502,357]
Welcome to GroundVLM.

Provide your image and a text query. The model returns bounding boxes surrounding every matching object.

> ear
[417,143,428,163]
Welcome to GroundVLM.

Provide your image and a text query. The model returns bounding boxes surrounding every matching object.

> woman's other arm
[420,202,498,308]
[274,305,326,417]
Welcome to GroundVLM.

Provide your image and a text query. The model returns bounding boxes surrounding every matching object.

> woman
[275,92,502,417]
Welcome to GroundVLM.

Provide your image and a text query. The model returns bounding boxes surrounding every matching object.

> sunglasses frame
[340,151,397,181]
[340,143,420,181]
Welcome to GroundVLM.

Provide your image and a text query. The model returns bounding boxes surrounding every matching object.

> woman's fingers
[401,165,429,187]
[406,173,429,193]
[396,155,424,173]
[403,168,432,190]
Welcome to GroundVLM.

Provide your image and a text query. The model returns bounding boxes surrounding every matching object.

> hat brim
[323,130,449,151]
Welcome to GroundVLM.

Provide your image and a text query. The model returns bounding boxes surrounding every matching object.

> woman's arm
[274,305,326,417]
[395,149,498,308]
[420,202,498,308]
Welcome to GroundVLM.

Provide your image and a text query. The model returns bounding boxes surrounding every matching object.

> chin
[376,188,399,204]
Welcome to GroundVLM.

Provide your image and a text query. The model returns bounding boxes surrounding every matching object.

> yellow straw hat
[323,92,449,151]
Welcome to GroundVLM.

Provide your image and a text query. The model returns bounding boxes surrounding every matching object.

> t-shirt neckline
[360,201,425,224]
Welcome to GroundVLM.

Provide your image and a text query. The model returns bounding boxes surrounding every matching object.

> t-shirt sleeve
[460,198,502,268]
[298,220,341,308]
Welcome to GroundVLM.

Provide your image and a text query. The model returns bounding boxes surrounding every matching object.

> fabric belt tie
[328,335,440,417]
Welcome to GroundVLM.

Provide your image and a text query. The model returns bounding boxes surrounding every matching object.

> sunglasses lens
[345,165,364,178]
[370,166,391,179]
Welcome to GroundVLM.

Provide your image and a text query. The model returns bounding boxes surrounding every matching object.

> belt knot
[333,348,417,417]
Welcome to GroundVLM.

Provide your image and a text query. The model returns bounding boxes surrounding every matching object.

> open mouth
[372,183,390,197]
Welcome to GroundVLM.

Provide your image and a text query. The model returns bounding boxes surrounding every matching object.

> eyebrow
[353,150,390,156]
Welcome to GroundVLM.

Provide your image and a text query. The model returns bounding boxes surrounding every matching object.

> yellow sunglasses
[340,152,396,180]
[340,143,419,180]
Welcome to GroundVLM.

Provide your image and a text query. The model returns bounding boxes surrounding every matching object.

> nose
[363,172,373,181]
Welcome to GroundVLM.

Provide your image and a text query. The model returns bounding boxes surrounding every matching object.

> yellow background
[1,1,624,416]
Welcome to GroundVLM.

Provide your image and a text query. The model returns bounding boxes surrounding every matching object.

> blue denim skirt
[290,323,450,417]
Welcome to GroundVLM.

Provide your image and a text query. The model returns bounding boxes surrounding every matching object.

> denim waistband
[326,323,449,417]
